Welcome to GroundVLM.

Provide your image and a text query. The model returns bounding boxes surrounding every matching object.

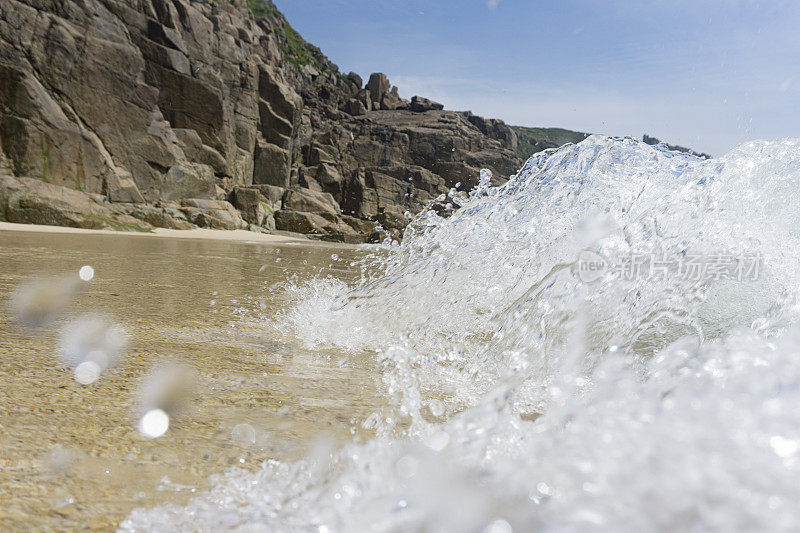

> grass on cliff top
[245,0,268,18]
[244,0,321,69]
[510,126,591,160]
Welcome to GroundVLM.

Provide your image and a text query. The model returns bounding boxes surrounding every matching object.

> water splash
[123,136,800,531]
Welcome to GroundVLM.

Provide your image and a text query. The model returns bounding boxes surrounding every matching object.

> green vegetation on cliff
[245,0,268,18]
[510,126,591,160]
[643,134,711,159]
[244,0,322,69]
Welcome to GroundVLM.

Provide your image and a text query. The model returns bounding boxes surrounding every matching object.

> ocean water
[122,136,800,532]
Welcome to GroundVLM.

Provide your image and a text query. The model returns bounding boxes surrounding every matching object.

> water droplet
[58,314,127,381]
[78,265,94,281]
[136,361,194,420]
[9,276,80,328]
[426,430,450,451]
[483,518,513,533]
[74,360,102,385]
[231,423,257,445]
[428,399,445,417]
[771,436,798,458]
[46,445,74,473]
[139,409,170,438]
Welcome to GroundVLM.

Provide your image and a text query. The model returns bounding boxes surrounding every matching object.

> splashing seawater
[122,136,800,532]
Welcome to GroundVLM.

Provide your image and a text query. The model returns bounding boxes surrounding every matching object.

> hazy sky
[273,0,799,156]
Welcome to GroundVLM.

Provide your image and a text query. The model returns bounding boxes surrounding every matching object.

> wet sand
[0,227,381,530]
[0,221,313,245]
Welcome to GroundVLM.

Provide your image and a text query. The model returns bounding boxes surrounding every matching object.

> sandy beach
[0,221,318,245]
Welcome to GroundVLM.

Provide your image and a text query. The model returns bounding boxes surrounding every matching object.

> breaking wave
[123,136,800,532]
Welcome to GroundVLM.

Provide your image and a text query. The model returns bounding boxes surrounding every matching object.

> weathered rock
[366,73,391,106]
[315,163,345,197]
[179,198,245,230]
[0,176,151,231]
[252,184,285,210]
[282,188,340,216]
[229,185,281,231]
[341,214,377,234]
[381,86,404,111]
[173,129,228,176]
[160,163,217,201]
[357,89,373,112]
[252,139,290,187]
[463,112,518,152]
[106,169,146,204]
[410,96,445,112]
[112,203,194,230]
[274,209,358,241]
[346,72,363,89]
[231,186,268,226]
[344,99,366,116]
[377,204,410,231]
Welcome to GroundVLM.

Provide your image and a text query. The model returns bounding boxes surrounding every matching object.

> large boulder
[282,188,340,216]
[344,99,366,116]
[410,96,444,112]
[252,139,291,187]
[230,185,281,231]
[274,209,359,242]
[0,176,151,231]
[179,199,246,230]
[381,86,405,111]
[366,73,391,106]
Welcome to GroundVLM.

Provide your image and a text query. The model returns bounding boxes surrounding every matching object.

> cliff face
[0,0,521,240]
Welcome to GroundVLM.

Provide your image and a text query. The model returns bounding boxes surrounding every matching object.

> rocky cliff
[0,0,522,241]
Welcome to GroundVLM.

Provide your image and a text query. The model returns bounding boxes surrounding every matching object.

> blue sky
[273,1,800,155]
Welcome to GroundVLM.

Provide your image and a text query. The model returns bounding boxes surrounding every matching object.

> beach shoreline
[0,221,338,246]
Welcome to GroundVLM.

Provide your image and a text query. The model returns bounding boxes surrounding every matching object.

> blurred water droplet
[426,430,450,451]
[483,518,513,533]
[9,276,80,328]
[331,254,339,261]
[139,409,169,439]
[137,361,194,417]
[46,445,74,473]
[231,423,256,445]
[427,399,445,417]
[78,265,94,281]
[74,360,102,385]
[771,435,798,458]
[58,314,127,382]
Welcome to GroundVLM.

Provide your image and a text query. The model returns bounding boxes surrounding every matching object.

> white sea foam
[123,136,800,532]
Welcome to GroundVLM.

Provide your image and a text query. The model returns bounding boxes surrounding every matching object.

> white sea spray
[123,136,800,532]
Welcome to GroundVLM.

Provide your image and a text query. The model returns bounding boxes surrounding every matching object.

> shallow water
[0,230,377,530]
